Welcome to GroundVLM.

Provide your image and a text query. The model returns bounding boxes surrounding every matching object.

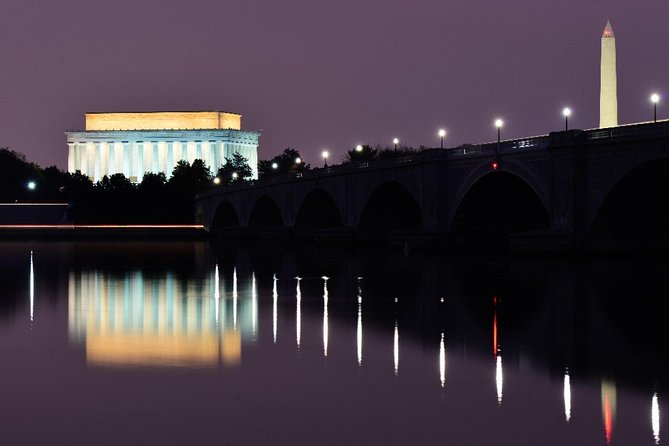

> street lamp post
[393,138,399,150]
[651,93,660,123]
[27,181,36,191]
[495,119,504,143]
[231,172,239,181]
[438,129,446,149]
[322,150,329,168]
[355,145,363,152]
[563,107,572,131]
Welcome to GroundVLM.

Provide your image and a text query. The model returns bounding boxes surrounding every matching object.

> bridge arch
[211,201,240,233]
[591,158,669,236]
[294,188,343,230]
[451,163,549,236]
[248,195,283,230]
[358,181,422,233]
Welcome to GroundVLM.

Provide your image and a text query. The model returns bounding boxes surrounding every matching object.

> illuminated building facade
[66,111,259,183]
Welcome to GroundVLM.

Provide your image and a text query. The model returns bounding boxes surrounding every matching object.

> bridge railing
[583,120,669,141]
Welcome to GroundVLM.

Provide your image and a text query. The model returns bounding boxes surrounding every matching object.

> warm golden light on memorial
[67,111,259,183]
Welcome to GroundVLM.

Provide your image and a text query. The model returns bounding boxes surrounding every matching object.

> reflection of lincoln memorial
[68,267,256,367]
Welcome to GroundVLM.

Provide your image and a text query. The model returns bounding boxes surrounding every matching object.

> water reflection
[602,381,617,445]
[272,274,278,343]
[653,392,660,444]
[357,280,363,366]
[296,277,302,349]
[394,319,399,376]
[29,250,34,323]
[564,369,572,422]
[439,332,446,388]
[323,276,329,357]
[68,268,255,367]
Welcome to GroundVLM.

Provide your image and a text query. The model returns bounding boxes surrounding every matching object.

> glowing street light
[322,150,329,168]
[231,172,239,180]
[651,93,661,123]
[438,129,446,149]
[355,144,363,152]
[27,181,36,190]
[213,177,221,185]
[295,157,302,165]
[393,138,399,150]
[271,162,278,169]
[563,107,572,131]
[495,119,504,143]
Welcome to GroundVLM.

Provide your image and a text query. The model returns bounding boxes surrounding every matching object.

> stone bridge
[195,121,669,250]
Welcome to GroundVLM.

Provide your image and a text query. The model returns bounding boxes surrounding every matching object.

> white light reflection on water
[393,320,399,376]
[322,276,329,357]
[29,250,34,322]
[295,277,302,349]
[357,286,363,367]
[272,274,278,343]
[233,267,238,328]
[214,264,220,325]
[496,355,503,406]
[564,369,571,422]
[653,392,660,445]
[251,272,257,335]
[439,332,445,388]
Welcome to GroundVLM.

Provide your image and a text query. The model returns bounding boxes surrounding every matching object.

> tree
[344,144,377,163]
[216,152,253,184]
[258,148,309,179]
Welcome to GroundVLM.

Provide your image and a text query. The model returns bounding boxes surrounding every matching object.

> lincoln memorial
[66,111,259,183]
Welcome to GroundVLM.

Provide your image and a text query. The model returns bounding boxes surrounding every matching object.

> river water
[0,240,666,445]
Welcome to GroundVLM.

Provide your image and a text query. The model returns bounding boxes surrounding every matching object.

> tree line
[1,143,430,224]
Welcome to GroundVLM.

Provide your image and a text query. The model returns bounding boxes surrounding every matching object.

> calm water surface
[0,241,667,445]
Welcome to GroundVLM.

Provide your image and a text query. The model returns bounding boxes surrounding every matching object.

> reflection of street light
[651,93,661,123]
[393,138,399,150]
[563,107,572,131]
[27,181,36,190]
[438,129,446,149]
[495,119,504,143]
[213,177,221,185]
[271,162,278,170]
[322,150,329,168]
[231,172,239,180]
[355,144,363,152]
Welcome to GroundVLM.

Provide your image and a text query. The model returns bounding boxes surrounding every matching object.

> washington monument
[600,20,618,128]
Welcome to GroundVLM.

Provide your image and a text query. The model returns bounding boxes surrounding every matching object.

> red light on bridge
[491,161,499,170]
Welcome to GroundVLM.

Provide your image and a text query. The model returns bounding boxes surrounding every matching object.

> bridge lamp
[213,177,221,185]
[562,107,572,131]
[295,157,302,165]
[490,160,499,171]
[393,138,399,150]
[651,93,661,123]
[322,150,329,168]
[494,119,504,143]
[271,162,278,169]
[438,129,446,149]
[231,172,239,180]
[355,144,363,152]
[27,181,36,190]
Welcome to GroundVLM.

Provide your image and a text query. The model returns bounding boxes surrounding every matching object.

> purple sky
[0,0,668,169]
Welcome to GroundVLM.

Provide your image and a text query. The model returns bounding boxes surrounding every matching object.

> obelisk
[599,20,618,128]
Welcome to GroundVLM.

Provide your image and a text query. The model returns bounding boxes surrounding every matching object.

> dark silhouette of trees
[344,145,378,163]
[216,152,253,184]
[258,148,309,179]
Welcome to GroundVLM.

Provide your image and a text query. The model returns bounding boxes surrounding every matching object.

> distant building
[66,111,259,183]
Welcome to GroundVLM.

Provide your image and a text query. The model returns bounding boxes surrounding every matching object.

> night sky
[0,0,667,169]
